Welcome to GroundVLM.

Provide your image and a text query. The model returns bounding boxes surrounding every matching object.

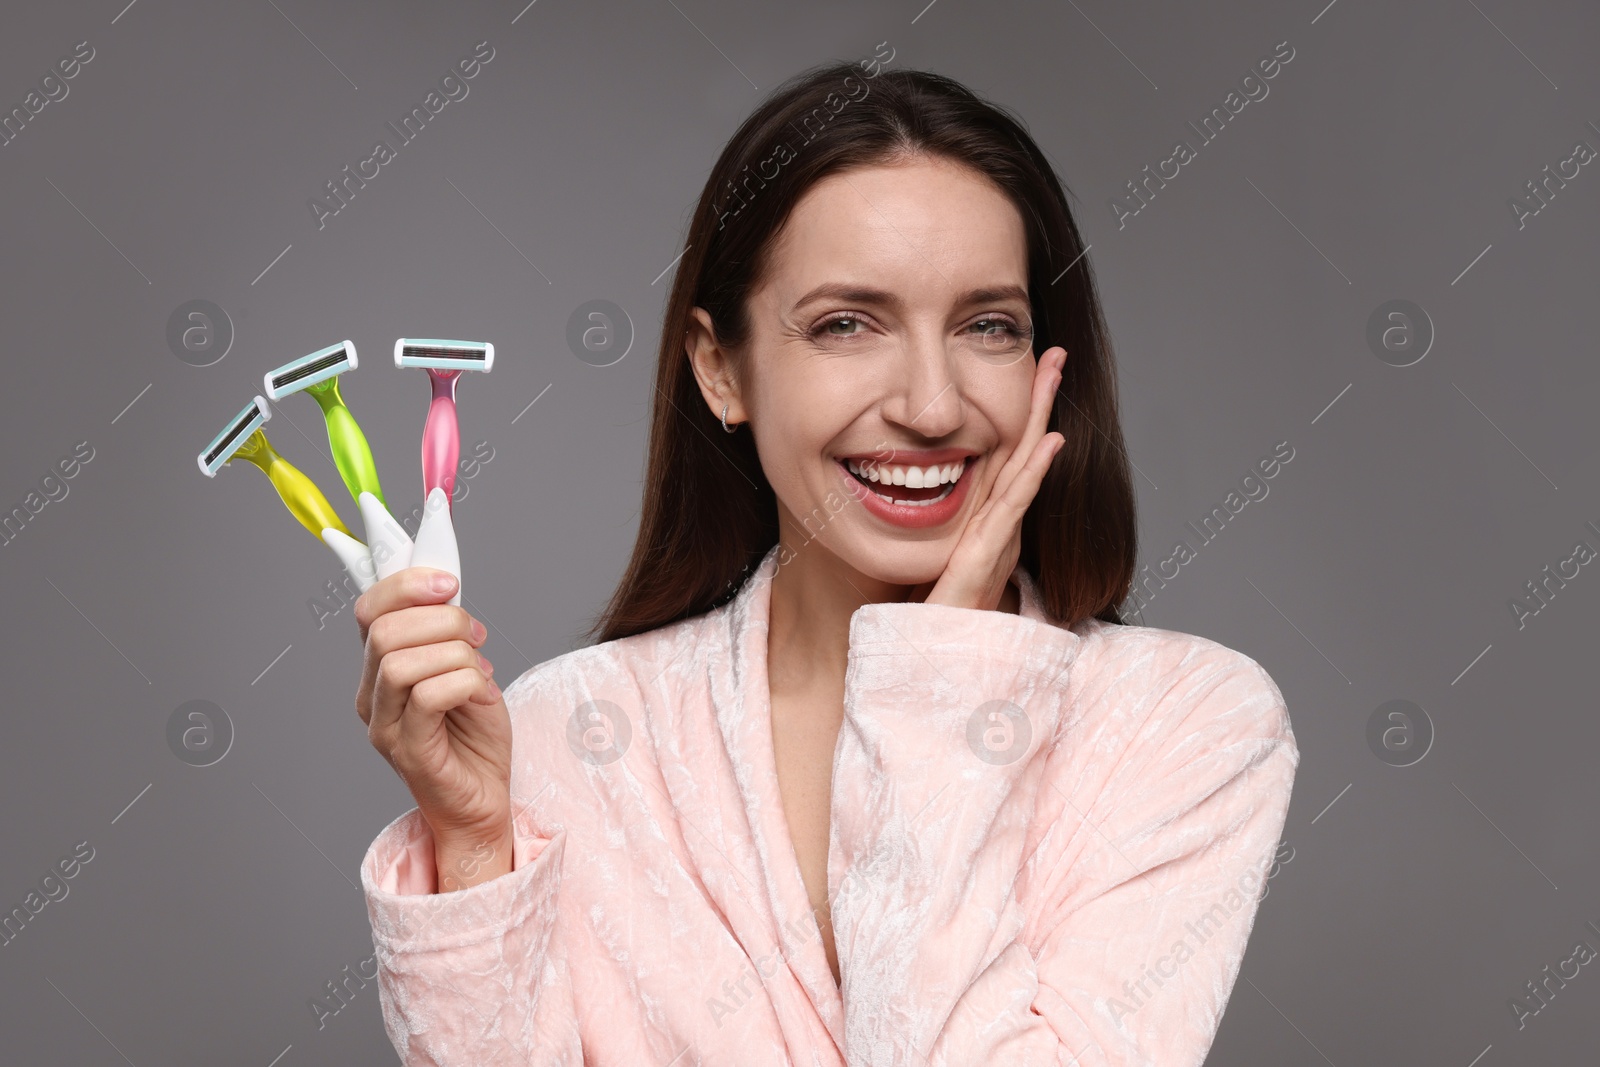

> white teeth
[883,483,953,508]
[842,457,969,490]
[844,454,966,508]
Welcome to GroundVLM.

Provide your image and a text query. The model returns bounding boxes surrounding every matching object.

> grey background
[1,0,1595,1062]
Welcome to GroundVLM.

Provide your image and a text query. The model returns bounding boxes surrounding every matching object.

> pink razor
[394,339,494,605]
[394,339,495,504]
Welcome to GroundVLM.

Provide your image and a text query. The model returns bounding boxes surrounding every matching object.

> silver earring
[721,403,737,433]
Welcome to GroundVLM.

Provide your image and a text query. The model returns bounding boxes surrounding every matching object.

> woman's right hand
[354,566,514,890]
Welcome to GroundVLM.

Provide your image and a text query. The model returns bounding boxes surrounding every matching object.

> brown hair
[592,60,1136,642]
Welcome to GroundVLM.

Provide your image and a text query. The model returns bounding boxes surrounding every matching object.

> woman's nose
[883,333,964,438]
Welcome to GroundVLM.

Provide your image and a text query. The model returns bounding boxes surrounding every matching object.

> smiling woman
[352,60,1298,1067]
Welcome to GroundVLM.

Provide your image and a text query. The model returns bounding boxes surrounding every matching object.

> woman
[353,59,1297,1066]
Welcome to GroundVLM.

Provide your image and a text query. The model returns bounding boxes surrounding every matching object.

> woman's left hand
[916,346,1066,612]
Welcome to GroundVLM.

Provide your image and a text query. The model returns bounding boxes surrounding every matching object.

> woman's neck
[766,537,903,698]
[765,533,1021,700]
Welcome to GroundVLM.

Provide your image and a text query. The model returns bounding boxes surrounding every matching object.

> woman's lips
[835,456,974,529]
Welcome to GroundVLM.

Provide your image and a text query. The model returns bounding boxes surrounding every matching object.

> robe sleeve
[360,801,582,1064]
[829,602,1298,1067]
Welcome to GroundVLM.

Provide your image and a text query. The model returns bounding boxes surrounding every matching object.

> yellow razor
[197,396,376,590]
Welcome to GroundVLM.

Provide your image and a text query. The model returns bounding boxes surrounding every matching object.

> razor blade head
[198,396,271,477]
[262,340,358,399]
[393,338,494,373]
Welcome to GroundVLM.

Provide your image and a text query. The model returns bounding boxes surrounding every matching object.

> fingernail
[430,572,457,594]
[478,654,492,673]
[471,619,487,643]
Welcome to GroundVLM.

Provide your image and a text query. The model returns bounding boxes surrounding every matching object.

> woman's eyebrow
[791,282,1030,311]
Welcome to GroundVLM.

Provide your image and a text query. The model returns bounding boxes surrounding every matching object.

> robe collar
[705,545,1052,1056]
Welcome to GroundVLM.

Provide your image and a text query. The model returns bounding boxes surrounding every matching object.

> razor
[263,341,414,583]
[197,396,376,591]
[394,338,493,607]
[393,338,495,505]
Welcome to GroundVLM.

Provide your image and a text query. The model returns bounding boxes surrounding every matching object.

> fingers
[365,599,486,664]
[369,639,492,740]
[394,665,496,760]
[353,566,488,730]
[959,430,1064,567]
[990,347,1065,503]
[354,566,461,644]
[997,431,1065,519]
[925,347,1067,611]
[358,601,485,714]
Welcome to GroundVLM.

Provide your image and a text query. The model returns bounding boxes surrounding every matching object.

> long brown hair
[592,60,1137,642]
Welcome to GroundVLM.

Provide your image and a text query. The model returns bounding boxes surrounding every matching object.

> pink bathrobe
[360,547,1298,1066]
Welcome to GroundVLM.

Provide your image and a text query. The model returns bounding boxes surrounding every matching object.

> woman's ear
[685,307,747,425]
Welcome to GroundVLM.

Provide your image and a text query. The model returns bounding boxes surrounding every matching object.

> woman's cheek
[752,429,819,509]
[984,367,1036,447]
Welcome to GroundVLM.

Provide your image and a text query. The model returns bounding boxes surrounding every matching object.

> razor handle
[422,370,461,506]
[310,384,385,507]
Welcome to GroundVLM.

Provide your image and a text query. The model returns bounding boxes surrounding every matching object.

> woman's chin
[842,540,954,590]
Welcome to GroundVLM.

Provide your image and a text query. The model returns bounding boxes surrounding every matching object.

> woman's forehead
[762,163,1029,306]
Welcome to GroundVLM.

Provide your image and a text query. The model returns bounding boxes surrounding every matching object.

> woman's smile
[833,447,980,528]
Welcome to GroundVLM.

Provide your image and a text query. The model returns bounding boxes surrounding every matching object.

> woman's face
[691,154,1042,588]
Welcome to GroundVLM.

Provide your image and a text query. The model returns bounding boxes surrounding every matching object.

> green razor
[263,340,384,506]
[263,341,415,582]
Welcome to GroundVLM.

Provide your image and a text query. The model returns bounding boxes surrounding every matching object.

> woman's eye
[970,318,1021,339]
[967,318,1031,352]
[812,315,865,338]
